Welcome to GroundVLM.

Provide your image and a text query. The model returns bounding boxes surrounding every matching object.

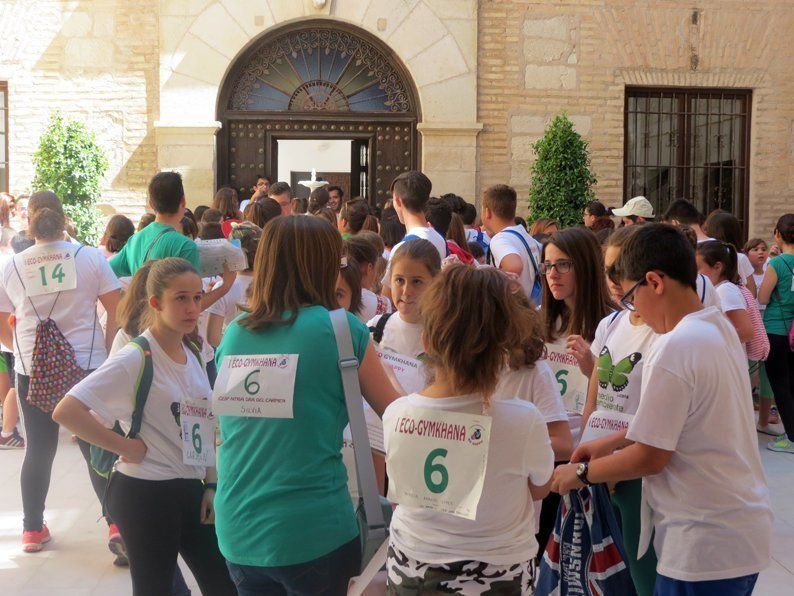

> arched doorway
[216,20,421,208]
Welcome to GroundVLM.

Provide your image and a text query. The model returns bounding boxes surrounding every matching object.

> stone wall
[478,0,794,238]
[0,0,159,219]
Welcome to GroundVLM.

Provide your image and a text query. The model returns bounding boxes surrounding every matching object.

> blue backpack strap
[501,229,540,277]
[698,274,707,303]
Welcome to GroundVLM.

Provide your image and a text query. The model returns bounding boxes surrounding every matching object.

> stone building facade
[0,1,791,237]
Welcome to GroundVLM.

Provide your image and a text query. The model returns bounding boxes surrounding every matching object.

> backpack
[368,312,394,344]
[737,284,770,361]
[90,336,203,478]
[490,229,543,305]
[473,229,489,257]
[445,239,475,264]
[537,484,637,596]
[12,245,96,413]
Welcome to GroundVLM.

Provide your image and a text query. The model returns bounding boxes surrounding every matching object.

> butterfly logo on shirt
[597,347,642,392]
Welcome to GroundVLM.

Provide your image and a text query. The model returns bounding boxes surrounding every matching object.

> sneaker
[108,523,128,567]
[767,437,794,454]
[22,523,51,553]
[0,430,25,449]
[757,423,785,437]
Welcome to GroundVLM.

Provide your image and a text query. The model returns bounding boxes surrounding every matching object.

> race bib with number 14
[385,406,492,520]
[20,244,77,297]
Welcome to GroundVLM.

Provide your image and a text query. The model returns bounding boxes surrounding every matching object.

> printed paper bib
[544,339,588,415]
[580,410,634,445]
[20,244,77,297]
[385,406,491,520]
[212,354,298,418]
[181,398,216,466]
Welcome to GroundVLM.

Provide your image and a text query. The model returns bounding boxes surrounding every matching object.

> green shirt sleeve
[181,241,201,272]
[109,245,129,277]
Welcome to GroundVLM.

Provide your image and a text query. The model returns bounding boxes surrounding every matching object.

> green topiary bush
[527,113,597,229]
[32,112,108,245]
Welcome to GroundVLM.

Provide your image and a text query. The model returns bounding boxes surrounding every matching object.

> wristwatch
[575,462,592,486]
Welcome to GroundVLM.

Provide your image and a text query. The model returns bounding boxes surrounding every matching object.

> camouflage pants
[387,544,535,595]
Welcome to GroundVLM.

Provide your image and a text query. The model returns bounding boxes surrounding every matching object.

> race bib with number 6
[20,244,77,297]
[212,354,298,418]
[384,406,492,520]
[181,399,216,466]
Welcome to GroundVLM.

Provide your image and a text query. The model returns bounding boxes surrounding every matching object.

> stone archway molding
[156,0,481,204]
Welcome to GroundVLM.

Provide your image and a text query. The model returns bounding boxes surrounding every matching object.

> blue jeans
[226,536,361,596]
[654,573,759,596]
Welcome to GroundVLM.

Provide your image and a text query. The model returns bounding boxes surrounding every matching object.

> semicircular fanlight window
[228,27,413,113]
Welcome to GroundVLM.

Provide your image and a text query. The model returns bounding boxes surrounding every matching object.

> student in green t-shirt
[213,215,398,595]
[110,171,235,310]
[759,213,794,453]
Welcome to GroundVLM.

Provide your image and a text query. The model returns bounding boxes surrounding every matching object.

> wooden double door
[219,115,418,208]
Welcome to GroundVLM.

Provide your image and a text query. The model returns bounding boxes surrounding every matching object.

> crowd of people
[0,173,791,596]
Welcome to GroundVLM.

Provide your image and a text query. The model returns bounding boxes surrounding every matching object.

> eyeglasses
[620,273,664,311]
[539,260,574,275]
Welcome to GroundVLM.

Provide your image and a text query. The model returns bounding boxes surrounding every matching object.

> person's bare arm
[497,253,524,278]
[206,313,224,348]
[98,289,121,355]
[201,265,237,312]
[758,266,778,305]
[0,312,12,349]
[529,476,553,501]
[725,308,754,344]
[547,420,573,462]
[358,343,400,417]
[52,396,147,463]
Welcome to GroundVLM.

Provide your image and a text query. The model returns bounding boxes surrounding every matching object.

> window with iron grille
[624,87,751,228]
[0,82,7,193]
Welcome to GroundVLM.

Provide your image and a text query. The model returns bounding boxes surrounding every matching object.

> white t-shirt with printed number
[626,307,772,582]
[488,225,542,299]
[590,311,658,416]
[543,327,590,442]
[68,329,210,482]
[0,241,120,375]
[385,394,554,565]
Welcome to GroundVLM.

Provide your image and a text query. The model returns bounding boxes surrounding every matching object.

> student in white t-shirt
[206,223,259,348]
[744,238,768,303]
[381,171,446,301]
[384,264,553,594]
[368,239,441,394]
[53,258,235,595]
[481,184,542,302]
[0,191,121,553]
[696,241,754,345]
[553,224,772,596]
[581,226,659,595]
[345,233,392,323]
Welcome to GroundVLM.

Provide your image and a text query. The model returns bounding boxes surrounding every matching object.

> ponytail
[28,191,66,241]
[697,240,739,284]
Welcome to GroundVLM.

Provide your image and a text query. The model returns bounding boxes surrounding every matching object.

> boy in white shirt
[482,184,542,302]
[551,223,772,596]
[381,171,446,300]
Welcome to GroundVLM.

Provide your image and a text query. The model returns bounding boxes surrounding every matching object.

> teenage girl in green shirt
[214,215,398,595]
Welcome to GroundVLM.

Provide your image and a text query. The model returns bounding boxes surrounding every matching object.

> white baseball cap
[612,196,655,218]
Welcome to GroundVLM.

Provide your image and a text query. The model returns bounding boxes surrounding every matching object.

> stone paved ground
[0,429,792,595]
